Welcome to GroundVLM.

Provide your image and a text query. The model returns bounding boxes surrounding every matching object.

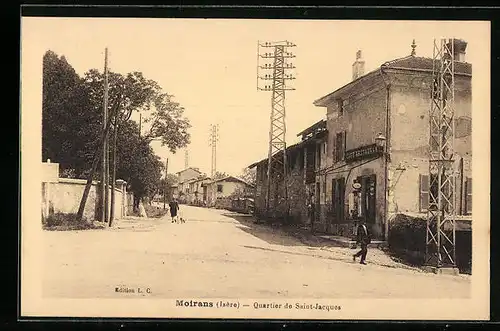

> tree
[115,120,164,210]
[83,69,191,153]
[42,51,96,177]
[213,171,230,180]
[239,167,256,186]
[42,50,191,209]
[158,174,179,200]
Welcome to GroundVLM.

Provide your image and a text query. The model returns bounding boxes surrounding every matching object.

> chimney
[352,50,365,80]
[446,39,467,62]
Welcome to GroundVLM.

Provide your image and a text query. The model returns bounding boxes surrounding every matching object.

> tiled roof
[381,55,472,75]
[247,135,323,169]
[296,119,327,137]
[209,176,255,187]
[314,55,472,107]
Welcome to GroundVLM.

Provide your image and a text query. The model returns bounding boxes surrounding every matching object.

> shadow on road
[221,212,327,248]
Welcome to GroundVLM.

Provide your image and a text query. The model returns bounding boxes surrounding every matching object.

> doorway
[315,182,321,223]
[331,177,346,224]
[358,174,376,224]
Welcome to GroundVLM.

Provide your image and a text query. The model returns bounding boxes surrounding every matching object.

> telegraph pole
[100,47,109,223]
[257,40,296,219]
[425,38,457,272]
[109,114,118,226]
[209,124,219,178]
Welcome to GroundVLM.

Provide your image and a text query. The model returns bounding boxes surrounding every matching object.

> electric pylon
[209,124,219,178]
[426,38,457,269]
[184,149,189,169]
[257,40,296,219]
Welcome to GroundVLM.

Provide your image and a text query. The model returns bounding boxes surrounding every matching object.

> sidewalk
[242,217,425,272]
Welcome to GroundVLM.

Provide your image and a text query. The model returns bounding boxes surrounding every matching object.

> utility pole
[99,47,109,223]
[164,158,169,209]
[257,40,296,220]
[139,113,142,137]
[77,94,123,222]
[109,106,119,226]
[425,38,457,272]
[104,48,110,224]
[209,124,219,178]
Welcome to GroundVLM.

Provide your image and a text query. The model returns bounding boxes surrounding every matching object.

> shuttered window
[419,174,429,212]
[323,181,327,201]
[335,131,346,162]
[465,177,472,215]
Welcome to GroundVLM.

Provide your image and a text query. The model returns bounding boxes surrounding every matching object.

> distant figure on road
[353,220,371,265]
[169,198,180,223]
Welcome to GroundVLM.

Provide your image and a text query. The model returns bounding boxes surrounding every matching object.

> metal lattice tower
[184,149,189,169]
[209,124,219,178]
[257,40,296,216]
[426,38,457,269]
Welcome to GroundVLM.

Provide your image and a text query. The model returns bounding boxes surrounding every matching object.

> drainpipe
[380,66,391,242]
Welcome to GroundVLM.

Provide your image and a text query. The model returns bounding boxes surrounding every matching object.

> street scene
[21,17,489,319]
[43,205,471,299]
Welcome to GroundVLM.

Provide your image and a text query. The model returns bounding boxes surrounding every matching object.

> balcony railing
[345,143,383,163]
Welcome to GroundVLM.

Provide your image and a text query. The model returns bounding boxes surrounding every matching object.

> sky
[22,18,488,177]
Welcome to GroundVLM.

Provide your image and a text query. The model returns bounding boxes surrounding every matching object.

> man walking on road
[353,220,370,265]
[169,198,180,223]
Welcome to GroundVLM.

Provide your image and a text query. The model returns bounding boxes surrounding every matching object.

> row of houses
[248,40,473,242]
[172,167,254,207]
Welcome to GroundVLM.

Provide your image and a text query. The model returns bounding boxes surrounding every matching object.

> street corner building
[174,167,254,208]
[249,40,472,242]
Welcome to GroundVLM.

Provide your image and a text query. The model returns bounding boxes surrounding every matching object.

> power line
[209,124,220,178]
[256,40,297,219]
[425,38,458,272]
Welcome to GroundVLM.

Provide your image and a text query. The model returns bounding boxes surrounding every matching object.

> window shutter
[419,174,429,212]
[323,181,327,201]
[342,131,347,160]
[465,177,472,214]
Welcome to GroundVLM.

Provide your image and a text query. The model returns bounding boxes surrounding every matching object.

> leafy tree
[239,167,256,186]
[157,174,179,199]
[83,69,191,153]
[213,171,230,180]
[42,51,96,177]
[114,119,164,209]
[42,50,191,208]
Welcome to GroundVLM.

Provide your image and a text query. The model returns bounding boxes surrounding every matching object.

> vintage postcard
[20,17,490,320]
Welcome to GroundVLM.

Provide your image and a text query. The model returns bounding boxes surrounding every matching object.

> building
[204,176,255,207]
[312,40,472,240]
[249,119,328,224]
[175,167,202,203]
[249,40,472,241]
[185,175,212,206]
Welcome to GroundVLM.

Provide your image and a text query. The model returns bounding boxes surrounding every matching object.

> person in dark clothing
[169,198,180,223]
[353,220,370,265]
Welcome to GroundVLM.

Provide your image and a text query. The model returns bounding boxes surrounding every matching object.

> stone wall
[41,161,128,222]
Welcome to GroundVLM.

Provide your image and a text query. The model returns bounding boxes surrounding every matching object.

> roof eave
[382,66,472,77]
[313,69,381,107]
